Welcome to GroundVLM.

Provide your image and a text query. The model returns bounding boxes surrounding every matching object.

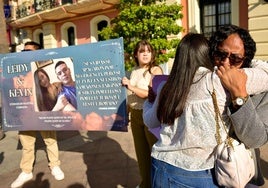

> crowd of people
[0,24,267,188]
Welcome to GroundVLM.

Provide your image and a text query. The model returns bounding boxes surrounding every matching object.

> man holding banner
[11,42,65,188]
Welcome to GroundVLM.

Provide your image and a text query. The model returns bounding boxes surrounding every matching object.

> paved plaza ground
[0,128,268,188]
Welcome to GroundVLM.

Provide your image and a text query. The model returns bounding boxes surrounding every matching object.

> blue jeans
[151,157,219,188]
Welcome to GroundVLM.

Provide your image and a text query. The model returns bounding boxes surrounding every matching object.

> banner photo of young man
[0,38,128,132]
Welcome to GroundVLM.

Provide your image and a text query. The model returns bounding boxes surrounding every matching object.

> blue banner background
[0,38,128,132]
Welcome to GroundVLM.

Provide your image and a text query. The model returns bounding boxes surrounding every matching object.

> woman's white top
[143,60,268,171]
[127,67,153,110]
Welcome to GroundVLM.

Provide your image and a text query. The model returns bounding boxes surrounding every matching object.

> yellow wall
[248,0,268,60]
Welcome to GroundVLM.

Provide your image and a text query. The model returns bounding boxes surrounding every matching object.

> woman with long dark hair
[143,33,268,187]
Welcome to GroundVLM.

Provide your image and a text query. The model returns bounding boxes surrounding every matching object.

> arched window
[39,33,44,48]
[97,20,108,41]
[61,22,77,47]
[33,29,43,48]
[90,15,110,42]
[67,27,75,46]
[62,0,73,5]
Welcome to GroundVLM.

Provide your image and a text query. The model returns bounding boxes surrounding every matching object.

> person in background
[121,40,163,188]
[209,24,268,187]
[21,41,40,51]
[143,33,268,187]
[11,41,65,188]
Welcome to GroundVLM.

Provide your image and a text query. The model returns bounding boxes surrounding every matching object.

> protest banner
[0,38,128,132]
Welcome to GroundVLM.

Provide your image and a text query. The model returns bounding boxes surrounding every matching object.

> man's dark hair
[24,41,41,50]
[209,24,256,68]
[55,61,67,70]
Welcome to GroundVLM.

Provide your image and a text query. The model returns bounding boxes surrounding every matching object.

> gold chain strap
[210,70,234,148]
[211,88,234,148]
[211,89,222,144]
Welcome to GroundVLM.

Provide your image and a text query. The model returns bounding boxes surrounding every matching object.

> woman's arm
[251,59,268,73]
[151,66,163,75]
[52,95,76,111]
[52,95,67,111]
[217,62,268,98]
[244,67,268,95]
[62,103,76,111]
[244,59,268,94]
[122,66,163,99]
[122,76,149,98]
[52,82,62,94]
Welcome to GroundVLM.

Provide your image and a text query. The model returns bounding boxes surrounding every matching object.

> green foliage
[99,0,183,70]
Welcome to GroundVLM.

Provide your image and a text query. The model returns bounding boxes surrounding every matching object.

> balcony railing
[15,0,74,19]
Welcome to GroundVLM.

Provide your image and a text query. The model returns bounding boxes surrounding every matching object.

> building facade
[3,0,268,60]
[182,0,268,61]
[5,0,119,51]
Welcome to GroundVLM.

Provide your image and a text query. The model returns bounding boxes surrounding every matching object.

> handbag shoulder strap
[210,69,233,146]
[211,88,222,144]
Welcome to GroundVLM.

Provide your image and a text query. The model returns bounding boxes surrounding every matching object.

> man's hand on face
[216,64,248,99]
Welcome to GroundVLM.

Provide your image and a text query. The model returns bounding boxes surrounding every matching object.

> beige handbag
[211,82,255,188]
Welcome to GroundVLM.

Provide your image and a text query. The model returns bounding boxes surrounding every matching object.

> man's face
[55,63,72,85]
[214,33,245,69]
[23,45,36,51]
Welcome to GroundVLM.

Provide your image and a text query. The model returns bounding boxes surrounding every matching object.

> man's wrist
[231,95,249,109]
[231,88,248,100]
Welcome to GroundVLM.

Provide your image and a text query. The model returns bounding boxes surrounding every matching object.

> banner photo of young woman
[0,38,128,132]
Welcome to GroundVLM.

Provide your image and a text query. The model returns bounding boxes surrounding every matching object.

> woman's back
[144,61,268,170]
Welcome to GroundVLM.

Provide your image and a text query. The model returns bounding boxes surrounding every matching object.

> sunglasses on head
[213,50,245,65]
